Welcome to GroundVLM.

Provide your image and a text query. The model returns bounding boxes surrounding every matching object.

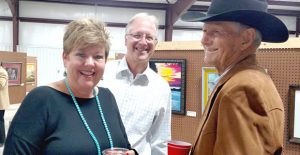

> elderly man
[182,0,288,154]
[102,13,172,155]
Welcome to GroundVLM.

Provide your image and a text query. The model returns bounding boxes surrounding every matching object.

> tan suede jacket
[191,55,284,155]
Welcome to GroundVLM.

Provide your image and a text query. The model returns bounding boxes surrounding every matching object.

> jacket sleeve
[0,69,8,88]
[213,86,284,155]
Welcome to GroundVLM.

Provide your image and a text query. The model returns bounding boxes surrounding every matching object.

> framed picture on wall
[288,85,300,144]
[2,62,22,86]
[149,59,186,115]
[26,63,36,84]
[202,67,219,113]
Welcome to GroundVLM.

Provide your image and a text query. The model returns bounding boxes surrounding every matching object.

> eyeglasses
[126,33,157,43]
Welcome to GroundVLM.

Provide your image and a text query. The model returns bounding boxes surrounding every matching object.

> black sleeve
[4,87,49,155]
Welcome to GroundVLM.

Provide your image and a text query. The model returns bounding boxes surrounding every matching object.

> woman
[4,18,137,155]
[0,62,10,147]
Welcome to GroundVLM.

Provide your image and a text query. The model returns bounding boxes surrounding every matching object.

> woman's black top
[4,86,131,155]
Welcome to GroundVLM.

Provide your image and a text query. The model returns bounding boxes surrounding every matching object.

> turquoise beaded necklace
[64,79,114,155]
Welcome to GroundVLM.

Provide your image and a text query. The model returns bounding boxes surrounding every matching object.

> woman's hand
[125,150,136,155]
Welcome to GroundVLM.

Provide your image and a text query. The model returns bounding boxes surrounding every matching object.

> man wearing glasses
[101,13,172,155]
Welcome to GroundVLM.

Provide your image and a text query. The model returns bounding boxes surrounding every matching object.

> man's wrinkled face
[201,21,245,72]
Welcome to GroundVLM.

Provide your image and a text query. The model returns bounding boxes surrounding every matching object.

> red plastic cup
[168,140,192,155]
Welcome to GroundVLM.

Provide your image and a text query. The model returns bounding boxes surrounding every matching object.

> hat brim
[182,10,289,43]
[181,11,207,22]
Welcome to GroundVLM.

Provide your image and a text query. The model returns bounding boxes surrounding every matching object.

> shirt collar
[116,57,150,85]
[116,57,129,74]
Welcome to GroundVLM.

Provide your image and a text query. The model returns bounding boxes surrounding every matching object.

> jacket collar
[216,54,259,87]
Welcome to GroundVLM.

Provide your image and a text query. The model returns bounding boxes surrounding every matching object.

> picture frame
[202,67,219,113]
[26,63,36,84]
[288,85,300,144]
[149,59,186,115]
[2,62,22,86]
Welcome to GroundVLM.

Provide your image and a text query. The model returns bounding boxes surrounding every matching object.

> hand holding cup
[102,147,135,155]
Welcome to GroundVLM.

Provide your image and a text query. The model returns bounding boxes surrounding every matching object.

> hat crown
[208,0,268,15]
[181,0,289,43]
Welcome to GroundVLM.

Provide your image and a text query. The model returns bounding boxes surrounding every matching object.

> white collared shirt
[100,58,172,155]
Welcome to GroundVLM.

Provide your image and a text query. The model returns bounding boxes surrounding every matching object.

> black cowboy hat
[181,0,289,43]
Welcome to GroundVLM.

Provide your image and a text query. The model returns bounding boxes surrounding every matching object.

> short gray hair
[253,30,262,47]
[125,12,159,35]
[238,23,262,47]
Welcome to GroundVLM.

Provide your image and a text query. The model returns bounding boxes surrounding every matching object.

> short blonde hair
[63,18,110,59]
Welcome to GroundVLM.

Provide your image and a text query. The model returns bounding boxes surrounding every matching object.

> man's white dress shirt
[101,58,172,155]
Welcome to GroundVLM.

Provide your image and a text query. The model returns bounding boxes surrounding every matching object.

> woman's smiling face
[63,44,106,93]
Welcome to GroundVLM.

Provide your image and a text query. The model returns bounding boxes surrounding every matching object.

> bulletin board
[154,38,300,155]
